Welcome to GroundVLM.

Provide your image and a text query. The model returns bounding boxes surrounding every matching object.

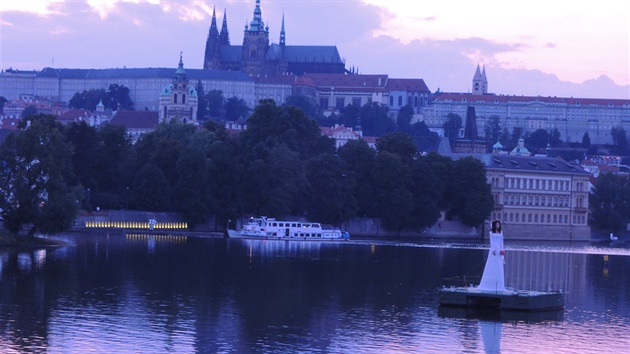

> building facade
[481,154,591,241]
[0,67,255,112]
[423,68,630,145]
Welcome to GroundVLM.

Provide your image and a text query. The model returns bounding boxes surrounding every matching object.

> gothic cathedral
[203,0,346,76]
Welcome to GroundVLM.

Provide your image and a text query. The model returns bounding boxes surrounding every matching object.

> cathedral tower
[242,0,270,76]
[472,64,488,95]
[203,7,221,69]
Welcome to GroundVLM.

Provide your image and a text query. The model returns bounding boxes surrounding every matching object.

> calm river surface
[0,232,629,353]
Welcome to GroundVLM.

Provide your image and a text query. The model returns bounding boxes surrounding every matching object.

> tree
[206,89,224,118]
[21,105,37,118]
[69,88,106,111]
[64,121,99,188]
[611,126,629,155]
[303,153,357,225]
[375,132,417,160]
[396,104,414,132]
[224,96,249,121]
[108,84,134,110]
[0,115,78,236]
[550,128,561,146]
[511,127,524,147]
[484,116,501,150]
[196,80,208,120]
[526,129,550,149]
[582,132,591,148]
[409,157,443,229]
[129,163,172,211]
[286,95,317,118]
[338,103,360,129]
[359,102,394,137]
[443,113,462,146]
[589,172,630,233]
[173,145,210,226]
[448,157,494,226]
[338,139,377,217]
[240,100,334,161]
[371,152,414,232]
[0,96,7,113]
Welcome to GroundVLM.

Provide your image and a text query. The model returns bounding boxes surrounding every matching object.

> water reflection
[0,235,628,353]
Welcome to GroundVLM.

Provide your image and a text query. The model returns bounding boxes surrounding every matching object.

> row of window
[268,222,321,228]
[500,194,572,207]
[492,177,587,192]
[270,232,325,238]
[491,212,587,225]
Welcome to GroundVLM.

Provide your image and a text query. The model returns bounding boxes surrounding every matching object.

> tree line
[1,99,495,237]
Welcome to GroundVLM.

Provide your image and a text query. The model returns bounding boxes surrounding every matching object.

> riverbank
[0,230,70,248]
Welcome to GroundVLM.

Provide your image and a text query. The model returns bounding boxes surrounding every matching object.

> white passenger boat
[227,216,350,241]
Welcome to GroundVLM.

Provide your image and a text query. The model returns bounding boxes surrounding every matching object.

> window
[336,98,345,110]
[182,94,186,104]
[352,98,361,107]
[320,98,329,108]
[174,93,178,104]
[398,96,402,106]
[389,96,394,106]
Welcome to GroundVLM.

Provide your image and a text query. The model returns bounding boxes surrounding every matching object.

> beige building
[423,68,630,145]
[482,154,591,241]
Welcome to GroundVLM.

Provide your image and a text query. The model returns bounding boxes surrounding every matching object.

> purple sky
[1,0,629,99]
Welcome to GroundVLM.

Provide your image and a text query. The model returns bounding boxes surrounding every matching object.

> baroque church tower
[472,64,488,94]
[159,53,198,124]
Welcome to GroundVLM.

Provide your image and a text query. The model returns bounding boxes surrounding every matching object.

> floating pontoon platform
[438,286,564,312]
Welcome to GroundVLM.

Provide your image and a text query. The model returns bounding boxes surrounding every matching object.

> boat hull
[227,229,349,241]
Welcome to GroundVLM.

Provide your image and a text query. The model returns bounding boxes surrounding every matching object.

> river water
[0,232,628,353]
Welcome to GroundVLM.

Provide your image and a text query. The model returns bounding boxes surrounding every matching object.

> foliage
[396,104,414,132]
[376,132,417,160]
[442,113,462,146]
[0,115,78,236]
[22,105,37,118]
[526,129,550,149]
[484,116,501,150]
[447,156,494,226]
[303,153,357,225]
[69,85,134,111]
[224,96,249,121]
[611,126,629,155]
[195,80,208,120]
[129,163,172,211]
[285,95,317,118]
[338,139,377,217]
[206,89,224,118]
[0,96,7,112]
[589,173,630,233]
[582,132,591,148]
[359,102,394,137]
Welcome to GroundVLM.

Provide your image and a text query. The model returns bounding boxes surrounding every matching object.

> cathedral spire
[279,12,286,46]
[248,0,265,32]
[209,6,219,38]
[219,9,230,45]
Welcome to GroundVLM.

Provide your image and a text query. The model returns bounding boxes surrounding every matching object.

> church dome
[160,84,173,96]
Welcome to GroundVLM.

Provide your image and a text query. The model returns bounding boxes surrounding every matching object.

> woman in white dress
[478,220,506,292]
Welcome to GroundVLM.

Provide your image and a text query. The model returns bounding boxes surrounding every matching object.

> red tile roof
[386,78,430,92]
